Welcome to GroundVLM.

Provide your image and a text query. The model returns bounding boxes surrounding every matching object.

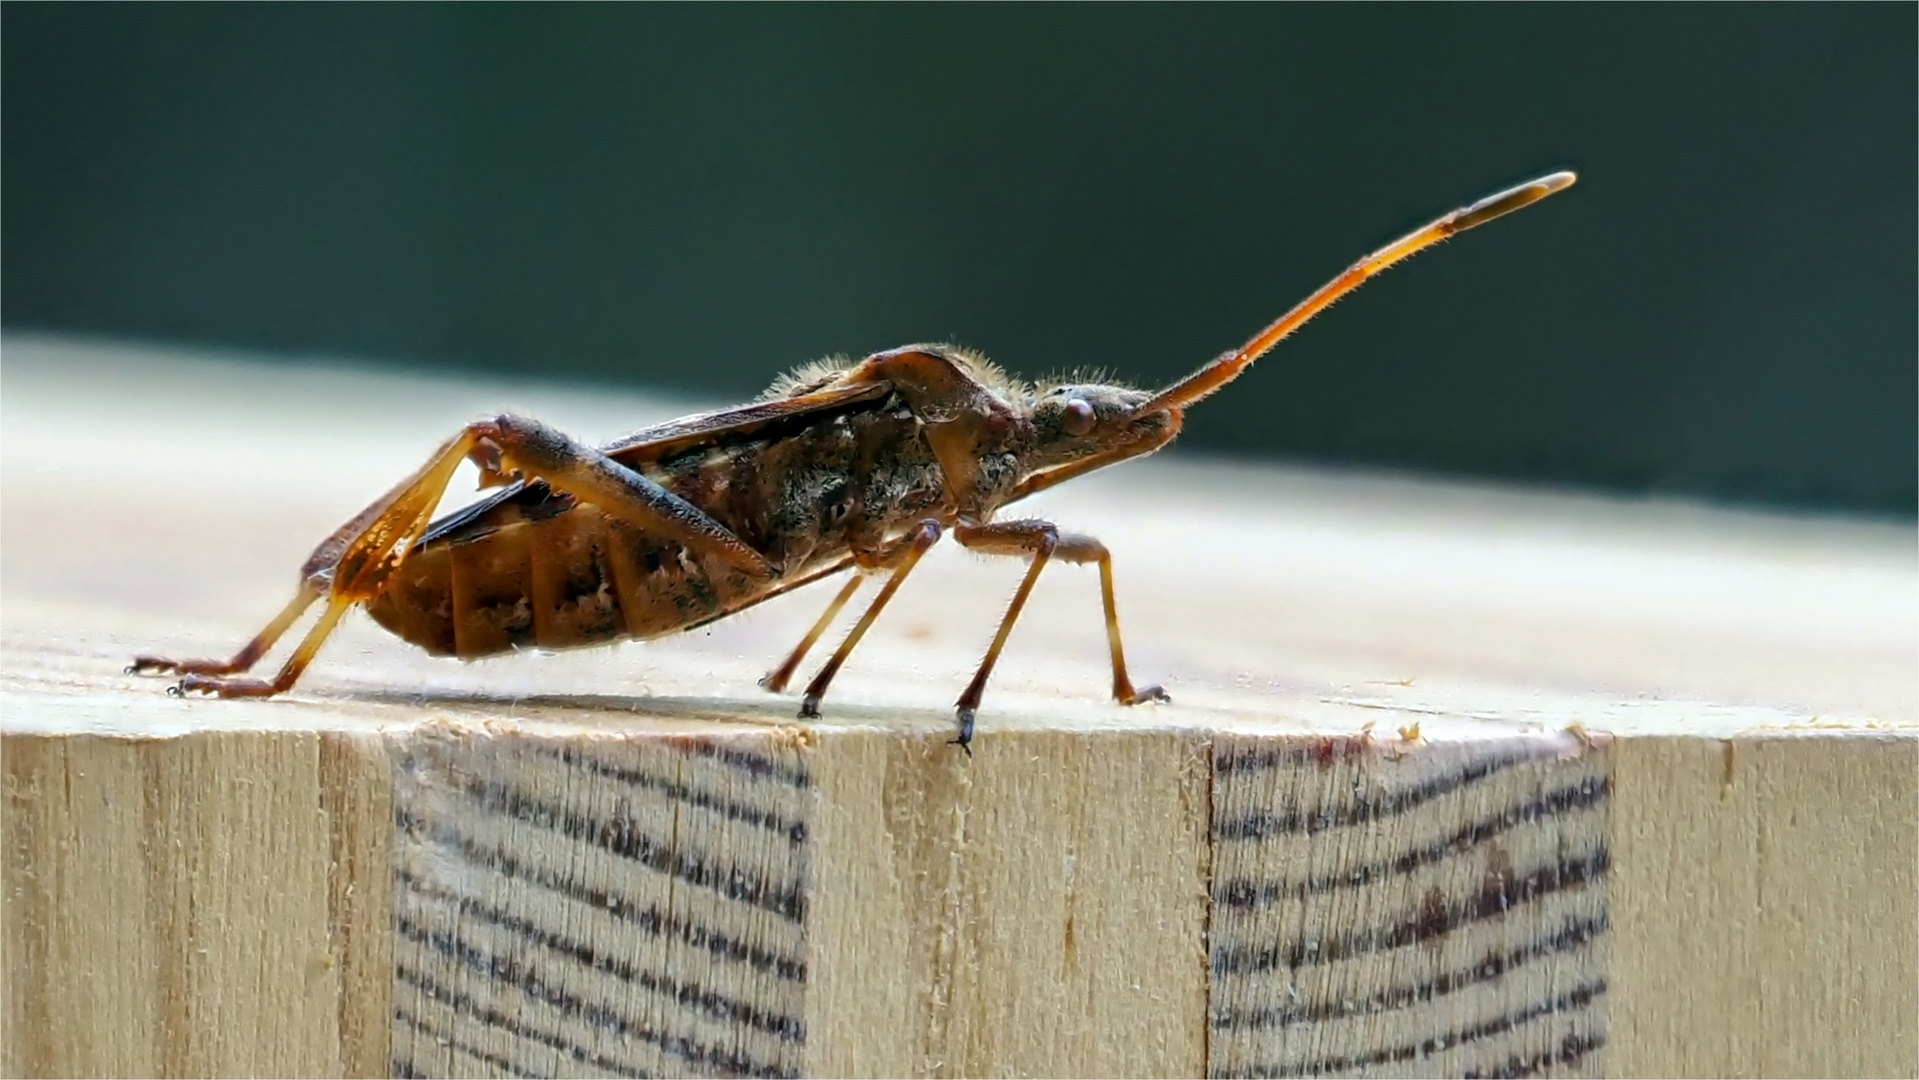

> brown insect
[132,171,1575,749]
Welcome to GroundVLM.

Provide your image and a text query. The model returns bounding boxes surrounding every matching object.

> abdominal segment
[364,505,745,659]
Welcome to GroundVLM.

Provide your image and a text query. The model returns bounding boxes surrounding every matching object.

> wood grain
[3,732,347,1076]
[389,728,812,1078]
[322,732,400,1079]
[1208,734,1610,1078]
[3,335,1914,1078]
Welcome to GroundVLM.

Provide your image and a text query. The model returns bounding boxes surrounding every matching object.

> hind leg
[130,584,320,677]
[168,595,356,698]
[145,413,772,698]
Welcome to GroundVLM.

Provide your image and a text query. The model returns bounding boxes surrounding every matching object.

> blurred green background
[4,5,1913,514]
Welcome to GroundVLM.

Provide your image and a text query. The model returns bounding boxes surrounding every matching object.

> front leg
[951,519,1168,750]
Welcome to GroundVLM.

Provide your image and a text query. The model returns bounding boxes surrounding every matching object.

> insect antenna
[1136,170,1576,416]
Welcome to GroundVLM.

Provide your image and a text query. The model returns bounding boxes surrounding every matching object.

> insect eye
[1063,398,1096,436]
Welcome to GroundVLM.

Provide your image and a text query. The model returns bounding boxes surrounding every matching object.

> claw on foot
[173,674,280,698]
[798,694,822,719]
[129,656,180,676]
[949,706,976,757]
[1120,683,1170,706]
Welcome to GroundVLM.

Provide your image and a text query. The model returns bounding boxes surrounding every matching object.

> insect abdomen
[364,503,745,659]
[363,398,946,660]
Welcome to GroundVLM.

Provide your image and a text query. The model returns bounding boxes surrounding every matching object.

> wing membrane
[601,379,893,467]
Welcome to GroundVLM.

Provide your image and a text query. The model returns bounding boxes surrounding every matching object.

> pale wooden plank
[5,736,163,1076]
[2,733,346,1077]
[805,727,1211,1077]
[3,335,1914,1078]
[321,731,399,1079]
[1609,734,1919,1078]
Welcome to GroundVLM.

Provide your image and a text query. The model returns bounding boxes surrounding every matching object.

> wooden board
[3,334,1914,1078]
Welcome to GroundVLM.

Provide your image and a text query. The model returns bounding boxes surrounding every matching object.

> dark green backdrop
[5,6,1914,514]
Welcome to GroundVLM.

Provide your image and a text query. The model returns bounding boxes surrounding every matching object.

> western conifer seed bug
[133,171,1575,750]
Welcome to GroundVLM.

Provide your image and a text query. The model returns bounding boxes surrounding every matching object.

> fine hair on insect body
[132,171,1576,751]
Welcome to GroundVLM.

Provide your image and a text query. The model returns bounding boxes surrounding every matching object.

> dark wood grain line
[1216,979,1606,1078]
[395,1003,542,1079]
[1213,847,1609,975]
[1465,1030,1607,1079]
[396,864,806,982]
[398,921,794,1079]
[1216,775,1610,907]
[1212,911,1607,1029]
[671,736,813,790]
[441,774,807,921]
[396,963,653,1078]
[531,743,808,845]
[1213,738,1367,776]
[1212,750,1545,836]
[399,885,805,1041]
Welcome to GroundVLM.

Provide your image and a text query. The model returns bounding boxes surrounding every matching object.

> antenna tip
[1455,170,1578,231]
[1537,170,1578,193]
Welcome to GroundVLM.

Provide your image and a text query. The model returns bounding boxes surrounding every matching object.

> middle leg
[795,520,944,718]
[759,574,865,694]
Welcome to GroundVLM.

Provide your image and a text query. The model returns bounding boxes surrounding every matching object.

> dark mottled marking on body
[450,522,535,656]
[528,511,625,648]
[366,545,457,655]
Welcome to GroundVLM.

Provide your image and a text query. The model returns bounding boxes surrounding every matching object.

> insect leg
[797,520,943,719]
[765,524,970,694]
[474,414,775,578]
[158,427,483,696]
[163,413,773,698]
[759,573,864,694]
[129,582,320,676]
[950,520,1167,750]
[172,595,355,698]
